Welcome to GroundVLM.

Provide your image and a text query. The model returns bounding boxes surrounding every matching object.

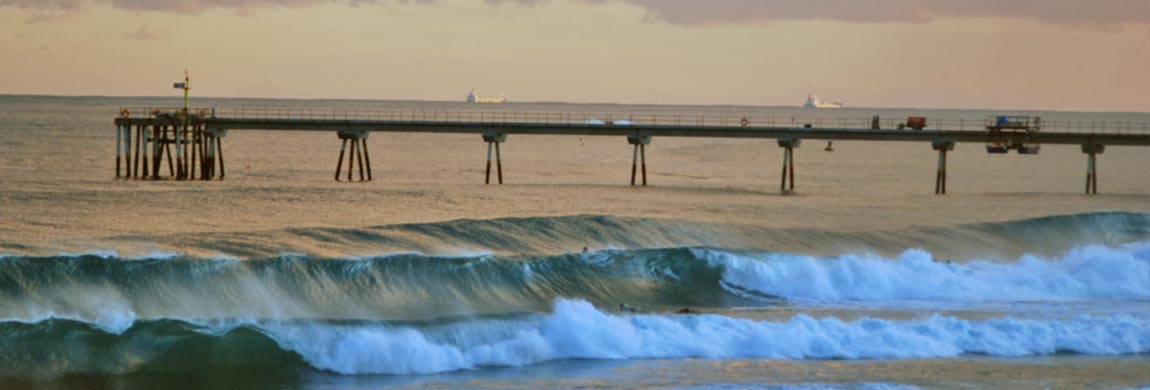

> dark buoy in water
[824,141,834,152]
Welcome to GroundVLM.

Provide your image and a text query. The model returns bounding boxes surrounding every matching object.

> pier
[113,108,1150,194]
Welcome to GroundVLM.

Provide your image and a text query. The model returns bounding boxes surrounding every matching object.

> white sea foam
[264,299,1150,375]
[698,244,1150,303]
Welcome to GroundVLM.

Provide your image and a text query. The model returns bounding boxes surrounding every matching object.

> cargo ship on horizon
[467,89,507,104]
[804,94,843,108]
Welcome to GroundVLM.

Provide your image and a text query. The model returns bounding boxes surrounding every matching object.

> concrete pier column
[203,128,228,180]
[347,135,356,181]
[336,130,371,182]
[189,125,198,180]
[141,125,149,177]
[932,141,955,195]
[1082,144,1105,195]
[335,138,348,181]
[495,142,504,184]
[486,141,493,184]
[175,122,184,180]
[483,133,507,185]
[361,139,373,181]
[115,125,123,178]
[777,138,802,192]
[627,135,652,186]
[135,125,144,178]
[216,136,226,179]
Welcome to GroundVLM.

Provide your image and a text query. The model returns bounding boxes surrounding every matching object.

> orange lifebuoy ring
[120,108,130,118]
[740,117,749,127]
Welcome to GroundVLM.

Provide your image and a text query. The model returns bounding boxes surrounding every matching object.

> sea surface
[1,95,1149,389]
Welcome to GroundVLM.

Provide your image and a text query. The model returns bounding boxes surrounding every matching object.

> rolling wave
[63,211,1150,260]
[0,300,1147,378]
[1,240,1147,325]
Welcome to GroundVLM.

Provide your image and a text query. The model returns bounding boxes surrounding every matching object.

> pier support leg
[356,136,366,182]
[152,126,163,180]
[361,139,372,181]
[115,125,122,178]
[199,127,228,180]
[217,136,226,179]
[335,130,370,182]
[627,135,652,187]
[496,141,503,185]
[335,138,347,181]
[1082,144,1105,195]
[483,133,507,185]
[631,144,639,186]
[486,141,493,185]
[777,138,801,192]
[347,137,355,182]
[932,141,955,195]
[190,125,197,179]
[139,125,148,179]
[176,123,184,180]
[641,144,647,186]
[135,125,144,178]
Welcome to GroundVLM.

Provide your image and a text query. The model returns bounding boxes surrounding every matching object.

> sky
[1,0,1149,111]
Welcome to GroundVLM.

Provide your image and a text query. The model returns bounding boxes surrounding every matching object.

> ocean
[0,95,1148,389]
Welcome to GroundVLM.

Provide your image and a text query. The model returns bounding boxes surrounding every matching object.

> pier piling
[932,141,955,195]
[627,135,652,186]
[483,133,507,185]
[335,138,347,181]
[335,130,371,182]
[1082,144,1105,194]
[115,125,122,178]
[778,138,801,192]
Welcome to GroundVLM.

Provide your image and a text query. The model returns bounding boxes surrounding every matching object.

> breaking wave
[0,300,1147,378]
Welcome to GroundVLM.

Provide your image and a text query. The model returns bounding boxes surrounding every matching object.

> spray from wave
[702,242,1150,303]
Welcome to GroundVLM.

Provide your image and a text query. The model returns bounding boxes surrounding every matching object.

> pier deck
[112,108,1150,193]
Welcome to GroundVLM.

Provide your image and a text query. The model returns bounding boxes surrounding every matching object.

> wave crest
[1,300,1148,377]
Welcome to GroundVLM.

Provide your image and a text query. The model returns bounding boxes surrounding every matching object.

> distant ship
[466,89,507,104]
[803,95,843,108]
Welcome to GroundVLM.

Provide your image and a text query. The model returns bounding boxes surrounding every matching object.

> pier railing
[119,107,1150,135]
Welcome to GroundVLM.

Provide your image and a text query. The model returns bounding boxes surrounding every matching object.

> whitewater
[2,240,1148,379]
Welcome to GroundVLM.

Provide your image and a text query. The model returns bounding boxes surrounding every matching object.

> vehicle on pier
[986,116,1041,154]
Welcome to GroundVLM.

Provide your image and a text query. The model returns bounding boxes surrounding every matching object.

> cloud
[483,0,547,6]
[107,0,372,14]
[0,0,84,10]
[24,12,69,23]
[596,0,1150,27]
[4,0,1147,27]
[123,25,160,40]
[0,0,431,14]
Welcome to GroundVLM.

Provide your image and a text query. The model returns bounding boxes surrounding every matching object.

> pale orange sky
[1,0,1148,111]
